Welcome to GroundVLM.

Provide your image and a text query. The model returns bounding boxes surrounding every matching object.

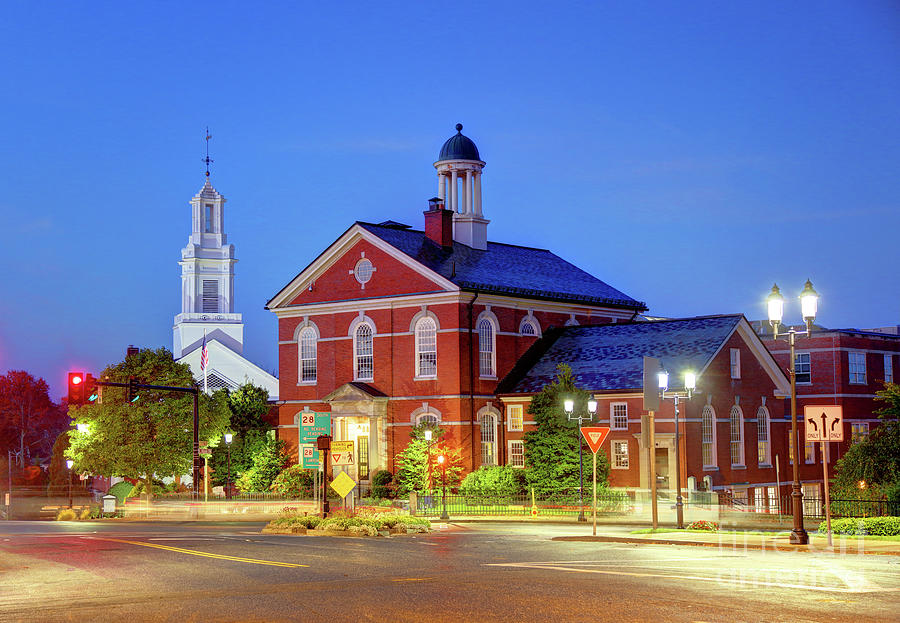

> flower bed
[264,508,430,536]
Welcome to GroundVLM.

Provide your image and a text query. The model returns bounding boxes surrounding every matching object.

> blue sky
[1,2,898,400]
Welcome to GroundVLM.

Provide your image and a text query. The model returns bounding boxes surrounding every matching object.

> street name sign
[300,411,331,443]
[580,427,611,453]
[804,405,843,442]
[330,440,354,465]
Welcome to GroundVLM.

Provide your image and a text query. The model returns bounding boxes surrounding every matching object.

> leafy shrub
[460,466,526,497]
[686,520,719,531]
[235,438,289,492]
[371,469,393,499]
[129,478,167,497]
[56,509,77,521]
[825,516,900,536]
[108,481,135,503]
[271,513,322,529]
[348,525,378,537]
[270,465,315,498]
[79,506,95,520]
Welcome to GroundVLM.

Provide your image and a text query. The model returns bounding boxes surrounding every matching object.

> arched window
[701,405,717,467]
[477,318,495,377]
[730,405,745,466]
[479,413,497,466]
[415,317,437,378]
[354,323,374,380]
[417,413,439,428]
[521,321,536,336]
[757,406,771,465]
[299,327,317,383]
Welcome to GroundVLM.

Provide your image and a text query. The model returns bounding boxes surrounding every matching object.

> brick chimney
[424,197,453,249]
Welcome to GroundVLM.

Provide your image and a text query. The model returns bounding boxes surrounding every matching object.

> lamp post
[224,432,233,500]
[564,397,598,522]
[766,280,819,545]
[65,459,74,508]
[438,454,449,520]
[658,369,695,529]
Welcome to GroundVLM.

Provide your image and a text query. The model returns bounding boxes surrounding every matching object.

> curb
[552,535,900,555]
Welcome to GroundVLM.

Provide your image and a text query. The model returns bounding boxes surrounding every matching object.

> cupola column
[433,123,488,249]
[450,169,459,213]
[437,173,445,204]
[474,171,482,217]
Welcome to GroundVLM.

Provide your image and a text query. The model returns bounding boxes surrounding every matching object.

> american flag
[200,333,208,371]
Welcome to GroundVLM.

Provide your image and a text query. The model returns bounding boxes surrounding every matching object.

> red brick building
[496,315,829,510]
[266,126,646,488]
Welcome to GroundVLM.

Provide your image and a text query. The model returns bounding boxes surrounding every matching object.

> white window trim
[414,316,438,379]
[612,440,629,469]
[518,314,542,337]
[848,351,867,385]
[610,402,628,431]
[507,440,525,468]
[756,405,771,465]
[730,405,745,467]
[701,404,718,469]
[410,403,442,426]
[506,404,524,432]
[297,325,318,385]
[730,348,741,379]
[478,406,499,467]
[352,320,375,382]
[884,354,893,384]
[794,351,812,385]
[476,311,498,379]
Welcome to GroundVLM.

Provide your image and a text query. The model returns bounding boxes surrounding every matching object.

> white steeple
[434,123,488,250]
[172,175,244,359]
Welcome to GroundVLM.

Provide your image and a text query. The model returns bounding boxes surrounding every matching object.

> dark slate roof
[496,315,744,394]
[438,123,481,161]
[358,221,646,309]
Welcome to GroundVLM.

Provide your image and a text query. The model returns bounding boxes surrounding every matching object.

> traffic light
[67,372,85,404]
[127,376,139,403]
[84,373,99,403]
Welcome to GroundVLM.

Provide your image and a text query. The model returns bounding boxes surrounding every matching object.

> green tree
[393,426,463,496]
[833,383,900,502]
[226,383,271,434]
[65,347,231,499]
[522,364,609,498]
[0,370,66,466]
[208,383,273,486]
[235,437,288,492]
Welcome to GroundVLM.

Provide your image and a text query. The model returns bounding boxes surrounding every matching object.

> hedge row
[822,516,900,536]
[269,512,430,533]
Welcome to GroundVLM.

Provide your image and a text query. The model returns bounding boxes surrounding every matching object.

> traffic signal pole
[95,380,202,500]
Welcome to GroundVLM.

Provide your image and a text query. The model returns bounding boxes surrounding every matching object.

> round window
[354,259,374,284]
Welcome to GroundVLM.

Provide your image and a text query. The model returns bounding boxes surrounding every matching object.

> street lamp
[766,280,819,545]
[564,397,598,522]
[65,459,74,508]
[437,454,449,521]
[224,432,233,500]
[658,369,695,529]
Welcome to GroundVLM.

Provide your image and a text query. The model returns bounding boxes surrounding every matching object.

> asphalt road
[1,520,898,622]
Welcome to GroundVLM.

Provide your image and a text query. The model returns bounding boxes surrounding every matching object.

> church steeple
[173,136,243,359]
[434,123,488,250]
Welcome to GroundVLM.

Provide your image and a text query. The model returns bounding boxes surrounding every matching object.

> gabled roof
[496,314,787,395]
[358,222,646,310]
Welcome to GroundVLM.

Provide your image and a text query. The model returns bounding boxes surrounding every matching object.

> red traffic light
[68,372,86,404]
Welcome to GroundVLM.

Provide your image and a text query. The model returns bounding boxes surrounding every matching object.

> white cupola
[434,123,488,250]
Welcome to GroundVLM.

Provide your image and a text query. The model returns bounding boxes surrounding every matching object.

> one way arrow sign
[580,427,611,454]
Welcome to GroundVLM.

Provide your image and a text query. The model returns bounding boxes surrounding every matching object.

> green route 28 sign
[299,411,331,469]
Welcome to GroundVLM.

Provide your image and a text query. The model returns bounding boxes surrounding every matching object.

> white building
[173,175,278,399]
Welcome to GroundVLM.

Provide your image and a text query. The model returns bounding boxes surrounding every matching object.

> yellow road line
[93,537,308,568]
[391,577,433,582]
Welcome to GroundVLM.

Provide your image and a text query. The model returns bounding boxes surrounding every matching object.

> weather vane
[203,127,213,177]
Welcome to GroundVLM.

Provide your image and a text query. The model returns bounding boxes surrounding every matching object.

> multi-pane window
[610,403,628,430]
[851,422,869,444]
[354,258,374,285]
[521,321,536,336]
[849,352,867,384]
[417,413,439,428]
[508,440,525,468]
[804,440,815,464]
[299,327,317,382]
[613,440,629,469]
[794,353,811,384]
[757,406,770,465]
[355,323,374,380]
[478,319,495,377]
[701,405,716,467]
[480,414,497,466]
[767,487,778,514]
[201,280,218,313]
[507,405,523,431]
[415,317,437,377]
[357,436,369,480]
[885,355,894,384]
[729,405,744,466]
[730,349,741,379]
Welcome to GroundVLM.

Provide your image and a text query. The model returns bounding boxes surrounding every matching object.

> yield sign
[580,427,611,454]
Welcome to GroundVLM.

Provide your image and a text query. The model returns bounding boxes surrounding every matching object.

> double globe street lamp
[766,279,819,545]
[656,369,696,529]
[563,397,598,522]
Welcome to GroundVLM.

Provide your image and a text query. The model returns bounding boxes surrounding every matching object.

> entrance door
[655,448,669,489]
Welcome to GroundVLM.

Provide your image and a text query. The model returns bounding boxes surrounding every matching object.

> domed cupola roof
[438,123,481,161]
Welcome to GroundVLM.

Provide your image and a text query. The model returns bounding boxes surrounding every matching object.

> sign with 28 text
[299,411,331,443]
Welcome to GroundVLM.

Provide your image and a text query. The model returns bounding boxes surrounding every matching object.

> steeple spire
[203,127,214,178]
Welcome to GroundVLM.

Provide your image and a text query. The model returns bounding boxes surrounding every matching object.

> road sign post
[804,405,843,547]
[581,427,611,536]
